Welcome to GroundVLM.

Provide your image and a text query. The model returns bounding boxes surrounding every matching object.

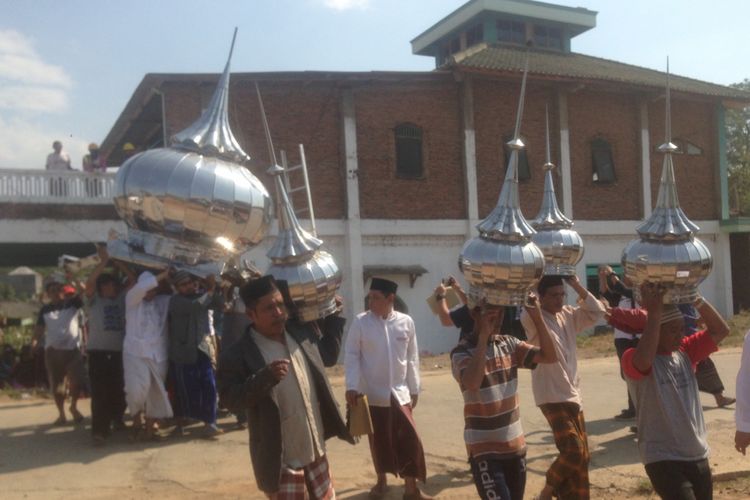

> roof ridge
[454,43,750,99]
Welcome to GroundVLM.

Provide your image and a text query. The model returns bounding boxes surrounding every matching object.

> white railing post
[0,168,116,204]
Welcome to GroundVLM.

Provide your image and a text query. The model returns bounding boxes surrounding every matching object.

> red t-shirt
[622,329,718,380]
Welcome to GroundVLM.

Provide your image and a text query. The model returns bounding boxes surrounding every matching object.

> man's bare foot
[402,488,433,500]
[368,482,388,499]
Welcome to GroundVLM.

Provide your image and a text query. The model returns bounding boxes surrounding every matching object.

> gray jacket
[167,291,222,364]
[216,315,353,494]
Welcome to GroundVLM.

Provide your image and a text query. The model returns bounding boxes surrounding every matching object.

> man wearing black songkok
[216,275,353,499]
[344,277,431,499]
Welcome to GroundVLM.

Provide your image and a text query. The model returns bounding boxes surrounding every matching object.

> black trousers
[614,337,639,413]
[469,455,526,500]
[645,458,712,500]
[88,351,126,436]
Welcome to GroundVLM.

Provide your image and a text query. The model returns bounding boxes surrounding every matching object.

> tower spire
[172,27,250,162]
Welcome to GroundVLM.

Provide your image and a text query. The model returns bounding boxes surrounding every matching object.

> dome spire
[476,53,536,241]
[532,104,573,230]
[255,83,342,321]
[621,58,712,304]
[530,103,583,275]
[458,50,545,306]
[635,57,699,241]
[172,27,250,163]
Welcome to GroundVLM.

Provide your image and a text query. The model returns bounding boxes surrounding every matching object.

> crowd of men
[25,246,750,499]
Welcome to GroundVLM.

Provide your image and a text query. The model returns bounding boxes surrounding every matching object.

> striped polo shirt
[451,334,538,460]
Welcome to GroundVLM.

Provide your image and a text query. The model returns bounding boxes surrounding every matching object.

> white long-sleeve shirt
[736,331,750,433]
[520,291,605,407]
[124,273,170,362]
[345,310,420,407]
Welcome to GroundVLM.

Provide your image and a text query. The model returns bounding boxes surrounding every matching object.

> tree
[726,79,750,216]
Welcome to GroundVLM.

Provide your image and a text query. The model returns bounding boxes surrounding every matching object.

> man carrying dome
[609,283,729,499]
[451,293,557,499]
[520,274,605,500]
[217,275,352,499]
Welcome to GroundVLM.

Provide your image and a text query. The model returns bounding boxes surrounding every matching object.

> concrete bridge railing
[0,169,116,204]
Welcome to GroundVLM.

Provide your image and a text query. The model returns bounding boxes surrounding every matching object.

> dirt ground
[1,348,748,499]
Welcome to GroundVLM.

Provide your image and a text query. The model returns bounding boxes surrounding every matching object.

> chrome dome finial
[171,28,250,163]
[459,52,545,306]
[255,83,342,321]
[531,104,583,275]
[622,58,712,303]
[109,29,272,277]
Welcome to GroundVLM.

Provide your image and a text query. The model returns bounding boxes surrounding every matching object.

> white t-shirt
[46,152,71,171]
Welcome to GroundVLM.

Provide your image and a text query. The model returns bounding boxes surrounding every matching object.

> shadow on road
[0,416,240,474]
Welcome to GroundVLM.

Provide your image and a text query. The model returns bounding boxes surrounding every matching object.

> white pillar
[461,76,479,239]
[640,101,652,217]
[557,90,573,217]
[715,232,734,317]
[341,89,365,318]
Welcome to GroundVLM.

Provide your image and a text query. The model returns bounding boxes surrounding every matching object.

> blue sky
[1,0,748,169]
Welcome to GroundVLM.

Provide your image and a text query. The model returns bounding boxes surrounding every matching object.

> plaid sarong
[540,402,590,500]
[274,455,335,500]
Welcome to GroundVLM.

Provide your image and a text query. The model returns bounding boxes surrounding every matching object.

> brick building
[101,0,750,354]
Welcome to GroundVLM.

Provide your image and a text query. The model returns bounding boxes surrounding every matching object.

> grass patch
[0,386,48,400]
[633,479,653,495]
[2,325,34,351]
[577,332,617,358]
[724,309,750,348]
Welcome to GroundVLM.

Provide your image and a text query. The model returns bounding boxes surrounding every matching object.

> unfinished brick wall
[163,79,346,219]
[567,89,642,220]
[160,74,721,223]
[473,78,556,220]
[354,79,465,219]
[648,98,718,220]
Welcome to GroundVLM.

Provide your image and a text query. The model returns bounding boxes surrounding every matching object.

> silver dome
[622,64,712,304]
[253,85,342,322]
[266,164,342,322]
[459,56,545,306]
[531,105,584,275]
[109,30,272,276]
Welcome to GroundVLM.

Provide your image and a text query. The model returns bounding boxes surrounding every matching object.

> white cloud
[322,0,370,10]
[0,53,72,88]
[0,30,77,168]
[0,85,68,112]
[0,29,72,112]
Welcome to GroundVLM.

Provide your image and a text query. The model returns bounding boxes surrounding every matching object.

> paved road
[0,348,746,499]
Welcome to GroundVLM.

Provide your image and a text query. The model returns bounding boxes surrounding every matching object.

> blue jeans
[469,455,526,500]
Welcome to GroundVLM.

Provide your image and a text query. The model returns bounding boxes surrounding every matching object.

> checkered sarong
[274,455,335,500]
[540,402,590,500]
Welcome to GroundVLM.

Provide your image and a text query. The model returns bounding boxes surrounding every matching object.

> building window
[591,138,616,183]
[533,24,562,50]
[503,135,531,181]
[497,19,525,44]
[671,138,704,156]
[466,23,484,46]
[395,123,424,179]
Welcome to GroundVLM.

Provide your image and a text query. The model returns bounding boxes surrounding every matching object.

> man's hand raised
[268,359,290,382]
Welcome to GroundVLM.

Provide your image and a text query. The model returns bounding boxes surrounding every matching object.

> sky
[1,0,749,170]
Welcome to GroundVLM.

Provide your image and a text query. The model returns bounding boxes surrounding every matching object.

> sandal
[70,407,84,423]
[53,416,67,426]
